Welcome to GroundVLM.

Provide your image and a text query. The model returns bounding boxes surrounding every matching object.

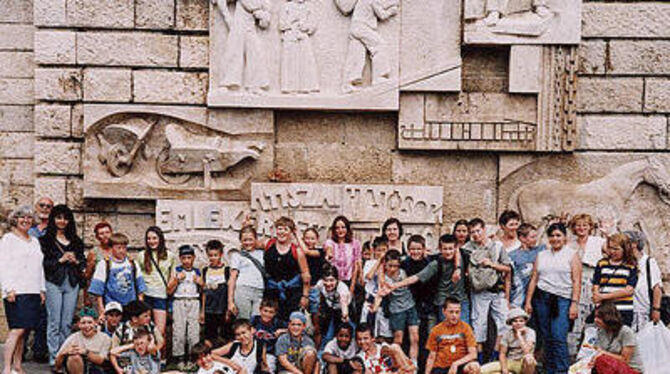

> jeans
[46,280,79,365]
[533,289,571,374]
[471,291,508,343]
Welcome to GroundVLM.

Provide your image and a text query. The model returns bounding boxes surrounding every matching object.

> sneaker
[177,361,186,371]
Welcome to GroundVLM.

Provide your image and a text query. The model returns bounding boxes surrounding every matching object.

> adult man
[28,196,52,238]
[625,231,664,331]
[425,297,480,374]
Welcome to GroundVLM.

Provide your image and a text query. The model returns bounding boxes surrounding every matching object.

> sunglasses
[38,203,53,209]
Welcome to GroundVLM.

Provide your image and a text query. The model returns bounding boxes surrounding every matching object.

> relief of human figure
[469,0,551,26]
[335,0,399,94]
[279,0,320,94]
[212,0,271,95]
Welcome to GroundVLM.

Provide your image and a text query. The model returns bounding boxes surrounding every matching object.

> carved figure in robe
[335,0,399,93]
[465,0,551,26]
[213,0,271,94]
[279,0,320,94]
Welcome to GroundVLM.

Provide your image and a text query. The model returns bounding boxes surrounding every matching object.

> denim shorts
[308,287,320,315]
[389,307,418,332]
[144,295,168,311]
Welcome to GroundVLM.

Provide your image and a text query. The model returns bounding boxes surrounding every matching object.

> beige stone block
[275,144,308,180]
[644,78,670,113]
[0,78,33,105]
[115,214,154,247]
[6,183,35,207]
[133,70,207,104]
[306,144,392,183]
[117,200,155,214]
[34,0,67,26]
[136,0,175,29]
[610,41,670,75]
[71,104,83,138]
[342,113,396,148]
[35,104,71,137]
[66,177,84,210]
[83,68,131,102]
[0,105,33,132]
[509,46,541,93]
[0,0,33,23]
[0,159,34,185]
[176,0,208,31]
[35,177,67,205]
[578,115,667,150]
[443,181,497,223]
[276,111,344,144]
[179,36,208,68]
[583,3,670,38]
[207,109,273,135]
[65,0,134,28]
[34,30,76,65]
[0,52,34,78]
[577,77,643,113]
[0,132,34,158]
[34,68,82,101]
[578,40,606,75]
[35,141,81,175]
[77,32,179,67]
[0,25,33,50]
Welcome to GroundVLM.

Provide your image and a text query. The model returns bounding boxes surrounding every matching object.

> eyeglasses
[38,203,53,209]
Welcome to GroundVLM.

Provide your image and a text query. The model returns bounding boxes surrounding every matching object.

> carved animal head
[644,156,670,205]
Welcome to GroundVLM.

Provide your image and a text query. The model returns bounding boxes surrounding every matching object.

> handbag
[646,257,670,325]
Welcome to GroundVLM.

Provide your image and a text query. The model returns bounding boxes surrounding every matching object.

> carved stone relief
[463,0,581,45]
[208,0,400,110]
[83,105,273,200]
[250,183,444,248]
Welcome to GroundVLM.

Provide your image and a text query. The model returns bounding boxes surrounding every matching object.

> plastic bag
[637,321,670,374]
[576,327,599,361]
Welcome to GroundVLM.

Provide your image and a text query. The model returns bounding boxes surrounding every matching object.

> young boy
[481,309,536,374]
[354,323,414,374]
[110,327,160,374]
[212,319,269,374]
[251,298,287,373]
[89,233,147,318]
[275,311,318,374]
[201,239,229,345]
[508,224,545,308]
[361,236,391,341]
[168,245,203,369]
[111,300,164,363]
[54,308,111,374]
[101,302,123,337]
[462,218,511,360]
[323,324,358,374]
[191,342,242,374]
[425,297,480,374]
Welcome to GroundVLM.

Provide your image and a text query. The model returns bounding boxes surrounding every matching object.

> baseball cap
[104,301,123,314]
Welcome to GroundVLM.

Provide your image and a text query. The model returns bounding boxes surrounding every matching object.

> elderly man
[28,196,53,238]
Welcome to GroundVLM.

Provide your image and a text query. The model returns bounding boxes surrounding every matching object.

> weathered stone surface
[35,104,71,137]
[0,0,33,23]
[509,46,541,93]
[498,154,537,182]
[115,214,154,247]
[577,77,643,113]
[116,200,155,214]
[207,109,273,135]
[35,177,67,205]
[0,159,34,185]
[83,104,207,133]
[307,144,392,183]
[0,25,33,50]
[83,68,132,102]
[66,177,84,210]
[35,142,81,174]
[578,115,667,150]
[578,40,606,75]
[136,0,175,29]
[645,78,670,113]
[77,32,178,67]
[0,78,33,105]
[34,68,82,101]
[274,144,308,180]
[583,3,670,38]
[0,52,33,78]
[0,133,33,158]
[609,41,670,75]
[0,105,33,132]
[71,104,83,138]
[462,46,508,93]
[65,0,134,28]
[176,0,208,31]
[343,113,397,148]
[34,30,75,64]
[179,36,208,68]
[133,70,207,104]
[34,0,67,26]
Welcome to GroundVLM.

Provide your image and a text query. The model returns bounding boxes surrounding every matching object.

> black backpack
[226,341,269,374]
[104,258,138,298]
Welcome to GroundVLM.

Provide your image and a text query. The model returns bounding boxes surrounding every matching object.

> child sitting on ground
[354,323,414,374]
[481,308,536,374]
[191,342,243,374]
[212,319,270,374]
[110,327,160,374]
[251,298,287,373]
[275,311,318,374]
[322,323,359,374]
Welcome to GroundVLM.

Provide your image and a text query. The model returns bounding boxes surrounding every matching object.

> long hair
[144,226,167,274]
[330,215,353,243]
[45,204,80,243]
[595,302,623,336]
[608,233,637,268]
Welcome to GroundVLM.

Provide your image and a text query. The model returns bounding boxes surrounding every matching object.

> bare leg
[408,325,419,362]
[393,330,404,346]
[328,363,338,374]
[3,329,23,374]
[66,355,85,374]
[153,309,167,337]
[12,330,26,374]
[302,350,317,374]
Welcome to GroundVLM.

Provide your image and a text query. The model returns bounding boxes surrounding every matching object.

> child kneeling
[481,308,536,374]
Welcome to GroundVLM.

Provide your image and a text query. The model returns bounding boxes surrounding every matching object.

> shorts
[481,357,535,374]
[64,355,106,374]
[389,307,418,332]
[308,287,320,315]
[144,295,168,311]
[278,347,316,373]
[4,294,41,329]
[329,360,356,374]
[431,361,480,374]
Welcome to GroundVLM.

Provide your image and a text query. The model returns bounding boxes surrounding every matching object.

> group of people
[0,196,666,374]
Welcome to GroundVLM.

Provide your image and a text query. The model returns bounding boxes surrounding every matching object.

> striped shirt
[592,259,637,311]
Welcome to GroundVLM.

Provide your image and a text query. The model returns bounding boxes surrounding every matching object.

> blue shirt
[509,244,545,307]
[88,257,147,306]
[28,225,46,238]
[251,315,286,355]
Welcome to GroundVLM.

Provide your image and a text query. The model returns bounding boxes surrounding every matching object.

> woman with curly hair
[139,226,176,337]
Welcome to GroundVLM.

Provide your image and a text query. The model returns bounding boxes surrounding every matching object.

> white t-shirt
[323,338,358,360]
[315,279,351,310]
[363,260,379,296]
[198,361,234,374]
[57,331,111,359]
[230,341,261,374]
[357,343,393,374]
[174,267,201,298]
[229,250,265,289]
[634,254,663,314]
[576,236,606,268]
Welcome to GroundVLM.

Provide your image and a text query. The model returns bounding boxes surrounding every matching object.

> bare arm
[211,342,233,357]
[524,259,539,314]
[322,352,344,364]
[166,272,179,295]
[452,346,478,369]
[425,351,436,374]
[350,260,361,295]
[569,252,582,319]
[278,354,302,374]
[500,346,508,373]
[504,271,511,303]
[211,353,244,373]
[228,269,239,314]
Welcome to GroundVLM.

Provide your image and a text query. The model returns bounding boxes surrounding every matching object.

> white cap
[104,301,123,314]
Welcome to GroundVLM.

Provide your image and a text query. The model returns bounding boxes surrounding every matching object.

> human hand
[451,268,461,283]
[228,303,238,317]
[448,364,458,374]
[592,291,603,304]
[299,295,309,309]
[176,271,186,281]
[524,302,532,315]
[652,310,661,323]
[480,258,492,268]
[569,303,578,320]
[6,290,16,303]
[40,291,46,305]
[342,313,349,323]
[199,312,205,325]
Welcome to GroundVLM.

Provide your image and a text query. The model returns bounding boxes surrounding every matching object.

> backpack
[265,238,299,261]
[468,243,502,292]
[105,258,138,299]
[227,340,268,374]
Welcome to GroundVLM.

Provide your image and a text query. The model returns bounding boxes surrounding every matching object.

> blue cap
[289,311,307,324]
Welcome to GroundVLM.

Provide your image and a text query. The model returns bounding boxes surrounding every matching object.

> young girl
[324,216,361,299]
[381,218,404,255]
[228,226,266,320]
[201,240,230,345]
[315,263,352,349]
[362,236,392,342]
[303,228,324,337]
